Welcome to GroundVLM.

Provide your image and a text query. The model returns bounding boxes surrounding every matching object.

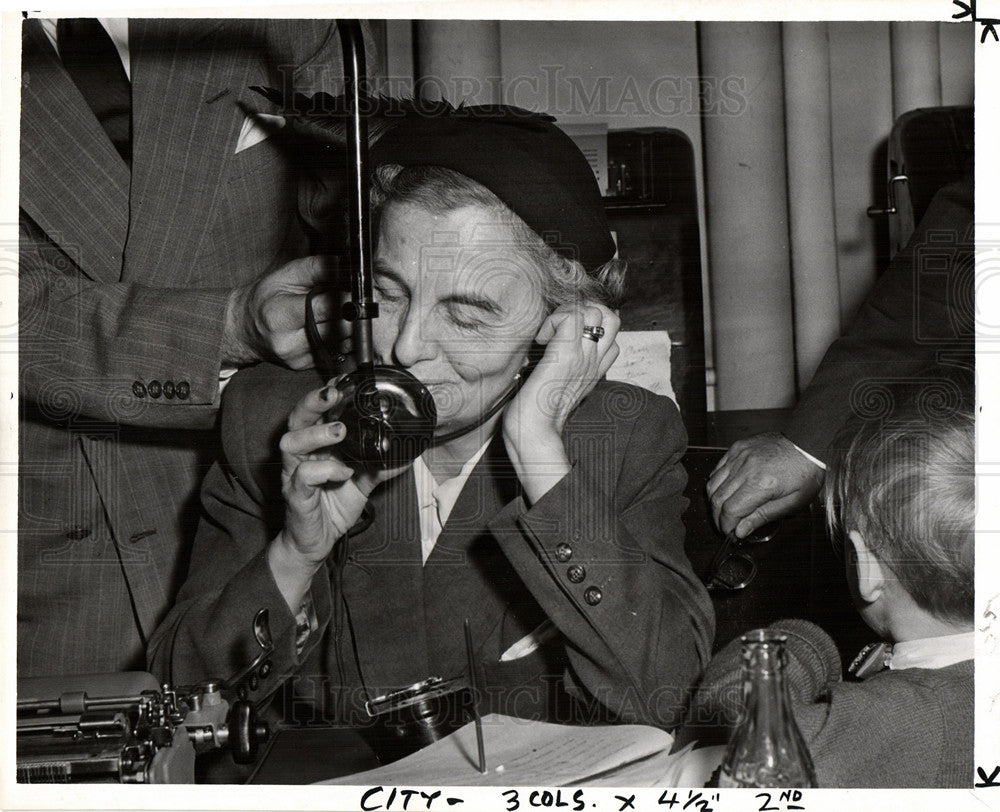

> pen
[464,618,487,774]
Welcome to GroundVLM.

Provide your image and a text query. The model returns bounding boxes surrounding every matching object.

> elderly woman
[148,108,714,734]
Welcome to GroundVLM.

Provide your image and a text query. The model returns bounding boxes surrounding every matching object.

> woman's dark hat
[371,104,616,273]
[247,88,615,272]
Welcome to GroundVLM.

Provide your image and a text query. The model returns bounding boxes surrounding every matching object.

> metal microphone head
[330,366,437,470]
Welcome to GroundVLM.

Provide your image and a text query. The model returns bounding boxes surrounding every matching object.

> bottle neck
[743,636,785,675]
[720,631,818,788]
[741,648,796,742]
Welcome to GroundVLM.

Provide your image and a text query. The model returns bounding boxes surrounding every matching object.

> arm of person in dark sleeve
[679,619,841,747]
[146,368,334,701]
[708,176,973,536]
[19,19,357,431]
[785,175,973,460]
[489,386,715,730]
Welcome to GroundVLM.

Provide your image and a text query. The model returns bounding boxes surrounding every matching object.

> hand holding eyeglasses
[705,521,780,592]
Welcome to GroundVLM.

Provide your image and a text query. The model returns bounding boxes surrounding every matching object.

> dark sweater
[685,621,973,788]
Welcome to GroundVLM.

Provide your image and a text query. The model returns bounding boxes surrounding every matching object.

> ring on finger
[582,325,605,343]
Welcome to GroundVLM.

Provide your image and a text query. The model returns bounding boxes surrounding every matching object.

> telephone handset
[323,333,542,470]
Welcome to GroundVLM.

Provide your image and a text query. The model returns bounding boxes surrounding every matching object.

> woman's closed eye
[373,277,407,304]
[443,296,503,333]
[444,305,490,332]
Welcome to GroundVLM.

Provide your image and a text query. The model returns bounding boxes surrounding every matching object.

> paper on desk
[584,742,727,787]
[318,713,696,787]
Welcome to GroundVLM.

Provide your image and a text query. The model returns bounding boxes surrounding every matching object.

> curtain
[700,21,974,410]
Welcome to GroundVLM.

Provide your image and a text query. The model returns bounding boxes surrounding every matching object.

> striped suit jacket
[17,18,349,676]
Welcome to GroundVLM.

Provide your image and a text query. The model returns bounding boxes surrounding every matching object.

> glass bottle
[717,629,818,788]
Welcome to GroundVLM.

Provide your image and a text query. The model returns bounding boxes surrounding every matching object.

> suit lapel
[339,439,529,690]
[20,19,129,283]
[339,470,432,693]
[422,437,523,669]
[122,19,263,283]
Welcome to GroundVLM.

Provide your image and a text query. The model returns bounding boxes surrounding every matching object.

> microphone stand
[338,20,377,383]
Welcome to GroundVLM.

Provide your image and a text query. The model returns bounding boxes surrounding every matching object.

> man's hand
[222,255,350,370]
[706,432,825,537]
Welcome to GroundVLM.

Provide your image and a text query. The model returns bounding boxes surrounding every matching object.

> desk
[246,718,726,787]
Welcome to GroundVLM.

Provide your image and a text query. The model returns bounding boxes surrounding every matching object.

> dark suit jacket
[148,364,715,732]
[18,19,350,676]
[785,176,974,459]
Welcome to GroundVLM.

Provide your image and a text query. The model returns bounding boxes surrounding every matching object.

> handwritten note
[318,714,688,787]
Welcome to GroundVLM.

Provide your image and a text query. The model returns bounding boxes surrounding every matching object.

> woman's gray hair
[371,164,625,310]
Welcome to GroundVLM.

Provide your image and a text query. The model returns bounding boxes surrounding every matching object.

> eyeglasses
[705,521,780,592]
[706,531,757,591]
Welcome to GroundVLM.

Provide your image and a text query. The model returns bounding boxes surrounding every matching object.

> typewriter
[16,611,274,783]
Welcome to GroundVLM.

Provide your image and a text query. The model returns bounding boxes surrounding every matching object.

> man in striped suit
[18,17,361,676]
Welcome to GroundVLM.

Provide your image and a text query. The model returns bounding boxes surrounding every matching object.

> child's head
[825,399,974,635]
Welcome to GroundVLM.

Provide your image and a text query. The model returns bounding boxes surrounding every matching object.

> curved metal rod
[338,20,376,377]
[327,22,517,464]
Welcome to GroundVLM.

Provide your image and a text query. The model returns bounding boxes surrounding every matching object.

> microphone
[328,365,528,471]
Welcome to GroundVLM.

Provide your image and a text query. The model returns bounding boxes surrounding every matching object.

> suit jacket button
[148,380,162,398]
[248,674,259,691]
[176,381,190,400]
[163,380,176,399]
[584,586,603,606]
[554,543,573,562]
[132,381,147,398]
[567,564,586,583]
[65,525,91,541]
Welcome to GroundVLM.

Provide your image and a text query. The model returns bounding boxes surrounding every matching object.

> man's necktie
[57,18,131,165]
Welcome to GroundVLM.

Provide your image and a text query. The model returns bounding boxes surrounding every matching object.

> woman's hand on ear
[502,302,620,504]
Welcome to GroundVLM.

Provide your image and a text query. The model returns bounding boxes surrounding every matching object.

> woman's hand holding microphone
[267,383,402,612]
[268,299,622,608]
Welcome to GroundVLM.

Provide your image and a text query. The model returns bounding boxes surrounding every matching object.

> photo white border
[2,2,996,810]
